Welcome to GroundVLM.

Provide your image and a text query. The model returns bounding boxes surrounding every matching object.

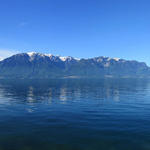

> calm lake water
[0,79,150,150]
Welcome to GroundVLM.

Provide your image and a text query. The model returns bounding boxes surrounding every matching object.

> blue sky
[0,0,150,65]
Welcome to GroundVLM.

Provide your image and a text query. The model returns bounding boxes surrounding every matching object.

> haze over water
[0,79,150,150]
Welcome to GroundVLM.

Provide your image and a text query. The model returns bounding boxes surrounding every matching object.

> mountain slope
[0,52,149,78]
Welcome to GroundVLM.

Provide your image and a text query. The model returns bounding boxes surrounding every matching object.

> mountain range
[0,52,149,79]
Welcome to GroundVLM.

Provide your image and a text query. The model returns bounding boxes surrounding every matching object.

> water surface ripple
[0,79,150,150]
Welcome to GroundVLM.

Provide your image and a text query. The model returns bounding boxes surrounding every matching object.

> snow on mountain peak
[59,56,80,61]
[113,58,120,61]
[45,54,53,57]
[106,57,120,61]
[26,52,80,62]
[59,56,72,61]
[27,52,37,57]
[59,56,67,61]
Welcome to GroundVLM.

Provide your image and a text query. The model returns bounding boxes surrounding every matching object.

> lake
[0,79,150,150]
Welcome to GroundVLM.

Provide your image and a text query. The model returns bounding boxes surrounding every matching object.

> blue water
[0,79,150,150]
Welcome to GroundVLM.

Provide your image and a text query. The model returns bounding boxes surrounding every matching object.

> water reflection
[0,79,150,150]
[0,78,149,105]
[27,86,35,103]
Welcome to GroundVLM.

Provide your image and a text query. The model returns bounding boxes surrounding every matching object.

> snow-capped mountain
[0,52,149,78]
[25,52,80,62]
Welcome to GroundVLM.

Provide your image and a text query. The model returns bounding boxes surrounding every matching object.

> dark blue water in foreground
[0,79,150,150]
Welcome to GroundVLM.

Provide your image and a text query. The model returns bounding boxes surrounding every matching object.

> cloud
[0,49,19,61]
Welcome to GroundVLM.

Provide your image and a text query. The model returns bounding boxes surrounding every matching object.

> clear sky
[0,0,150,65]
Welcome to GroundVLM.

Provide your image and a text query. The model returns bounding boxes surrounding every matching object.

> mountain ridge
[0,52,149,79]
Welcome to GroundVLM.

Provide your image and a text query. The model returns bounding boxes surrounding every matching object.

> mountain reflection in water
[0,79,150,150]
